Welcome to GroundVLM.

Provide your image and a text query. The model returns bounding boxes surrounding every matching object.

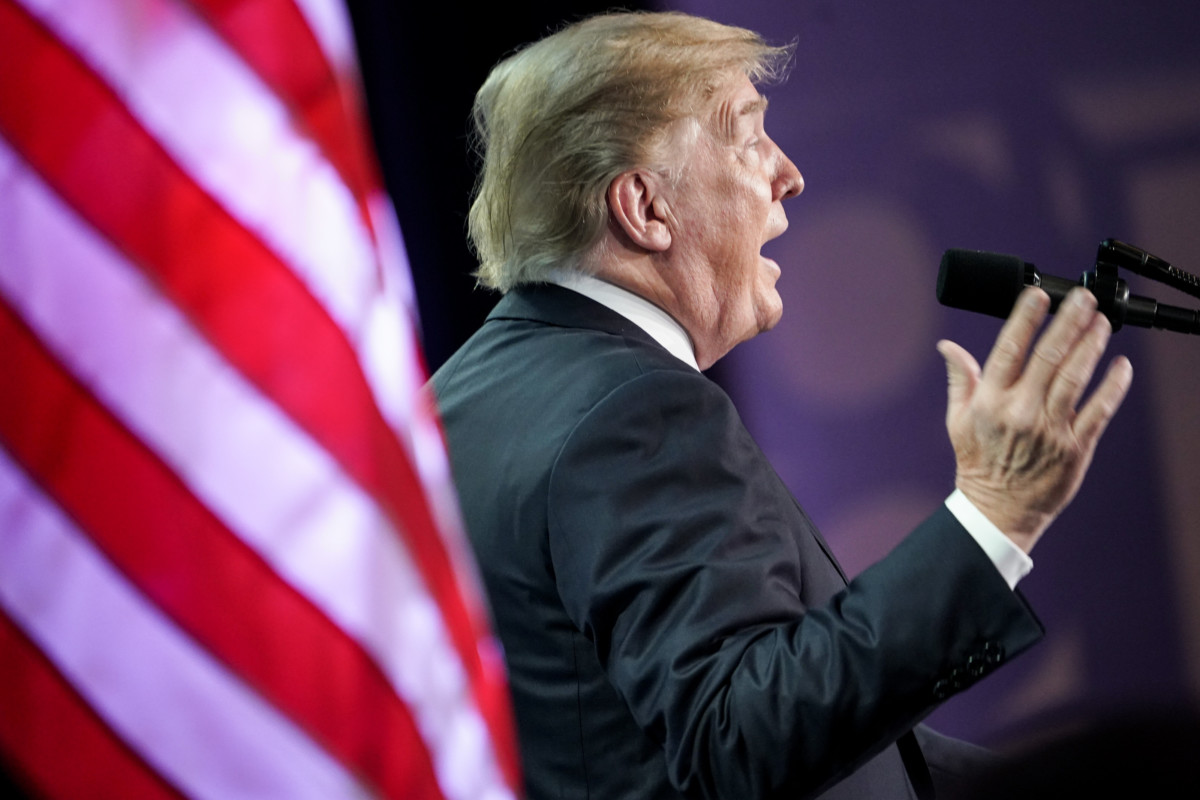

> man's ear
[607,170,672,253]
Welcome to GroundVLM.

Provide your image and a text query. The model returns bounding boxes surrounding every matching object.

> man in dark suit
[431,11,1132,799]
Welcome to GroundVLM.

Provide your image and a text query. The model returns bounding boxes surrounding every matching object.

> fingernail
[1071,288,1096,309]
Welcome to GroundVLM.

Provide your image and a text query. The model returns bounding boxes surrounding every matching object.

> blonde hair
[468,11,792,291]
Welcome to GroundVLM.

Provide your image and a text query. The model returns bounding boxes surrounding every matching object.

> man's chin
[757,292,784,333]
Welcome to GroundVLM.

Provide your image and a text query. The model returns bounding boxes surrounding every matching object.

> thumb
[937,339,980,413]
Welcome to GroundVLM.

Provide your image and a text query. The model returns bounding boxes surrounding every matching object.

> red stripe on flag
[0,297,445,800]
[0,609,188,800]
[0,2,514,773]
[188,0,381,245]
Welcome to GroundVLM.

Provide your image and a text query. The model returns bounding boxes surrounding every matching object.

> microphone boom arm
[1098,239,1200,301]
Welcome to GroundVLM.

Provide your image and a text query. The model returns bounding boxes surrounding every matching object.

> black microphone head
[938,249,1029,320]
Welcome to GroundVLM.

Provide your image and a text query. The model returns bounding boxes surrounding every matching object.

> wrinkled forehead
[698,74,768,141]
[643,73,767,166]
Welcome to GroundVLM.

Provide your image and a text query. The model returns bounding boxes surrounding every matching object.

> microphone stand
[1080,240,1200,334]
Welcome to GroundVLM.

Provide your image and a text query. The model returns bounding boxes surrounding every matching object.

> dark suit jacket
[431,284,1044,799]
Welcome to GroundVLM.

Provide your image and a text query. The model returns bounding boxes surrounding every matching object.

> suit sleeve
[546,369,1043,800]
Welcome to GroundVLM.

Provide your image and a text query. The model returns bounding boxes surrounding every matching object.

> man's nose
[773,150,804,202]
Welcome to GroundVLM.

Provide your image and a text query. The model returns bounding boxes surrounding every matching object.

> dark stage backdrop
[351,0,1200,750]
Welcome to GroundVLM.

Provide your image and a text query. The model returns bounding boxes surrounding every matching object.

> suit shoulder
[432,314,696,403]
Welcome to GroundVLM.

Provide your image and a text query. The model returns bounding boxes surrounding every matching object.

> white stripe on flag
[293,0,362,78]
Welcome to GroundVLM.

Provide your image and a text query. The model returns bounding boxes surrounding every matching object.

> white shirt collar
[548,271,700,371]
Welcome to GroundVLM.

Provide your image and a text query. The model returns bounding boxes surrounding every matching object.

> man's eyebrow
[739,97,769,117]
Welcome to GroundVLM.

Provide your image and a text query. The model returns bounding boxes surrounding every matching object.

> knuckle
[1004,394,1039,426]
[1030,341,1066,367]
[1052,367,1087,397]
[994,335,1024,360]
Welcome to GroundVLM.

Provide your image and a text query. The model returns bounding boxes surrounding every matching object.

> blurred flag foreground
[0,1,519,797]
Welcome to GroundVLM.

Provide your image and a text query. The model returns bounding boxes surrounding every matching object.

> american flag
[0,0,519,797]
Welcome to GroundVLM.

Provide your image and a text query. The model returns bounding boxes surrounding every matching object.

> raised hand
[936,287,1134,553]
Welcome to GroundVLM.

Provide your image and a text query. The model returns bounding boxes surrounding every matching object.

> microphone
[937,245,1200,334]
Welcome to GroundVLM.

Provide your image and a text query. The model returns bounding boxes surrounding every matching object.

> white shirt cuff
[944,489,1033,590]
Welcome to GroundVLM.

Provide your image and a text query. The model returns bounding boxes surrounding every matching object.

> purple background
[672,0,1200,743]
